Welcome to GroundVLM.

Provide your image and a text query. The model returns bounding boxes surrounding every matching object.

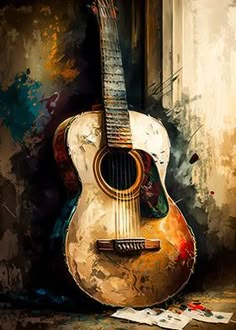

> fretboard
[97,0,132,148]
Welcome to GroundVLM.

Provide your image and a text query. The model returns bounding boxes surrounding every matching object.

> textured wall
[0,0,87,295]
[182,0,236,252]
[163,0,236,277]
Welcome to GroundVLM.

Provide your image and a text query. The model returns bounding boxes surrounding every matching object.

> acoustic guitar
[53,0,196,307]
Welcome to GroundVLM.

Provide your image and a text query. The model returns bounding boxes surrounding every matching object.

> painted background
[0,0,235,304]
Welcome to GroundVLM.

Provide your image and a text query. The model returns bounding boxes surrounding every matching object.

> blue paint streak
[50,195,79,246]
[0,72,44,142]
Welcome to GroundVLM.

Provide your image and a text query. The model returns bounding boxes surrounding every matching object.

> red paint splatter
[187,302,205,311]
[176,240,194,262]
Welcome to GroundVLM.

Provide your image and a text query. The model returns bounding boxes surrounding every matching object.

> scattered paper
[183,309,233,324]
[152,310,191,330]
[111,307,156,325]
[111,308,191,329]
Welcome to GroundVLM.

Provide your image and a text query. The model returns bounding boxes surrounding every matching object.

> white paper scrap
[111,308,191,329]
[111,307,157,325]
[151,311,191,330]
[183,309,233,324]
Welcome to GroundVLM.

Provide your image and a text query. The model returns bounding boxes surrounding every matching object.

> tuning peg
[87,0,96,8]
[87,1,98,15]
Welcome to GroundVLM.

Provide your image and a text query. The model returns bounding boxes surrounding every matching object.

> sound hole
[100,150,137,190]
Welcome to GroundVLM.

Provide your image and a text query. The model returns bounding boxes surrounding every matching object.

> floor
[0,287,235,330]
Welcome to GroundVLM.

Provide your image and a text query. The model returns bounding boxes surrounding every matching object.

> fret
[105,107,128,112]
[106,120,130,125]
[100,19,117,31]
[104,79,126,88]
[104,78,125,84]
[104,89,126,97]
[104,99,127,104]
[106,119,130,124]
[107,137,132,143]
[106,126,131,132]
[101,32,119,43]
[105,110,128,115]
[106,119,129,124]
[102,61,123,69]
[107,133,132,139]
[101,44,120,53]
[106,124,130,130]
[102,52,121,60]
[103,68,123,76]
[107,139,131,143]
[101,38,120,47]
[106,122,130,128]
[104,77,125,84]
[107,140,132,147]
[101,38,119,49]
[101,54,122,64]
[104,101,128,109]
[104,97,126,103]
[104,82,126,91]
[105,109,129,115]
[103,83,126,90]
[106,119,130,125]
[104,103,127,110]
[107,141,132,147]
[105,122,130,128]
[102,58,122,66]
[105,114,129,119]
[103,72,124,77]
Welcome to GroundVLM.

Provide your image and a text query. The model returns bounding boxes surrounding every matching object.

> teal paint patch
[0,71,45,142]
[50,194,79,250]
[139,150,169,218]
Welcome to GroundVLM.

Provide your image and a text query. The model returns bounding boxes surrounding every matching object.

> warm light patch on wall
[179,0,236,249]
[0,4,80,92]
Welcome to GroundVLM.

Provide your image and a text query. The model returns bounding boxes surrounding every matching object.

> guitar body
[53,109,196,307]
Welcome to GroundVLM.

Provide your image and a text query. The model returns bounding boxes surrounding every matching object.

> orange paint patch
[45,27,80,83]
[60,68,80,82]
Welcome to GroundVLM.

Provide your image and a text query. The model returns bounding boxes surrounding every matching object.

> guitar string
[122,152,126,237]
[127,152,133,237]
[100,6,122,239]
[99,0,139,239]
[109,11,140,239]
[124,152,128,238]
[127,153,132,238]
[99,2,119,239]
[110,7,140,239]
[107,11,132,239]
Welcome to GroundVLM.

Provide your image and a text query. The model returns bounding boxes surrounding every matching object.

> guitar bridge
[97,238,161,254]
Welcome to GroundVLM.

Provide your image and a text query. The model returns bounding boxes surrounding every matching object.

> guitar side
[53,110,196,307]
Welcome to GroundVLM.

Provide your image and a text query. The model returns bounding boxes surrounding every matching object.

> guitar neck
[97,0,132,149]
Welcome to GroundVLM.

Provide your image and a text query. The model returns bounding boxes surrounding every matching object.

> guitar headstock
[87,0,118,19]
